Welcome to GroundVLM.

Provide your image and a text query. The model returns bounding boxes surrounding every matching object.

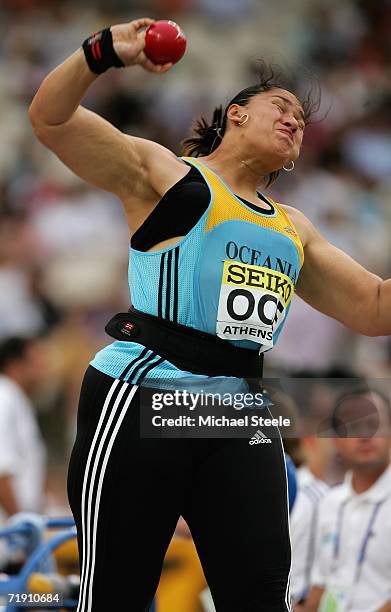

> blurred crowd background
[0,0,391,519]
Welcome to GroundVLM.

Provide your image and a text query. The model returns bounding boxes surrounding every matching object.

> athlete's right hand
[111,18,173,74]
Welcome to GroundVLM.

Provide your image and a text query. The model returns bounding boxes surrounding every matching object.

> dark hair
[182,60,321,188]
[332,386,391,434]
[0,337,33,372]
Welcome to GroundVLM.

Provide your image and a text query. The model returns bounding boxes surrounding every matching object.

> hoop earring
[238,114,249,126]
[283,160,295,172]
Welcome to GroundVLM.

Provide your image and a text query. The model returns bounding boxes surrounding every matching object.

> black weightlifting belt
[105,307,263,379]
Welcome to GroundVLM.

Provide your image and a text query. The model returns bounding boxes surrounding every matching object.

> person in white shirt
[290,437,332,605]
[302,387,391,612]
[0,337,47,524]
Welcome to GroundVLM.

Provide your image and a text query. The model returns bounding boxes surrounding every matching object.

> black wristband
[82,28,125,75]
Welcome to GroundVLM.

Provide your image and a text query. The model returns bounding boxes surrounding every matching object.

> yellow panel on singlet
[183,156,304,268]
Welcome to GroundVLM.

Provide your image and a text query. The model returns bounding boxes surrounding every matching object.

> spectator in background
[290,436,332,606]
[303,388,391,612]
[0,212,46,339]
[0,337,47,524]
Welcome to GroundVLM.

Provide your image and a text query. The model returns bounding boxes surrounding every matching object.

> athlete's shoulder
[278,203,315,248]
[124,136,189,196]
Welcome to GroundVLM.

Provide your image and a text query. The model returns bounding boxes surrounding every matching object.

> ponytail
[181,105,226,157]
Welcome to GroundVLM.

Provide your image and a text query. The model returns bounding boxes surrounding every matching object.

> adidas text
[249,430,272,445]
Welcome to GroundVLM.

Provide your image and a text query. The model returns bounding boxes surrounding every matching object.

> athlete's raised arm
[288,206,391,337]
[28,18,186,231]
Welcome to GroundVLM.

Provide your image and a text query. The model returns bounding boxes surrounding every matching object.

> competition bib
[216,260,294,346]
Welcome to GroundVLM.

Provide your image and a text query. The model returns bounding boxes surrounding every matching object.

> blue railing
[0,516,156,611]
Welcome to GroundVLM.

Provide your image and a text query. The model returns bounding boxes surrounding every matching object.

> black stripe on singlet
[158,252,166,319]
[129,350,160,383]
[119,343,166,386]
[165,250,173,319]
[119,347,149,381]
[134,356,166,384]
[172,247,180,323]
[158,248,180,322]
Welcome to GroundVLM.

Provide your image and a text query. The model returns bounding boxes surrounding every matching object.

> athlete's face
[232,88,305,166]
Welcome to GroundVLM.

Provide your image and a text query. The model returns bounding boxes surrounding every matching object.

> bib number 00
[226,288,283,325]
[217,285,286,346]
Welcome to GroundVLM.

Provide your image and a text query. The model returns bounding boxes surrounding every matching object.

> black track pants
[67,366,292,612]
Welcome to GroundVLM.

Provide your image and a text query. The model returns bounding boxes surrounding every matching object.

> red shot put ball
[144,20,187,65]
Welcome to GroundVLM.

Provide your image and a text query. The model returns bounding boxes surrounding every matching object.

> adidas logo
[249,430,272,445]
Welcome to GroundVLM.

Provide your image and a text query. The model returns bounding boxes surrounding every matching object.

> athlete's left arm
[378,601,391,612]
[292,210,391,337]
